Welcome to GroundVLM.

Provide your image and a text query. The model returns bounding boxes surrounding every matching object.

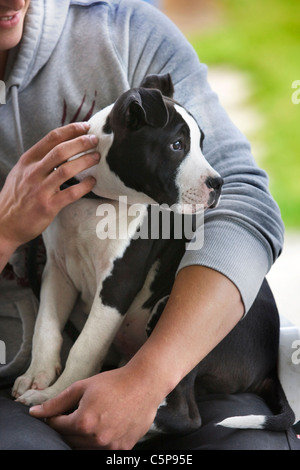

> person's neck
[0,50,8,81]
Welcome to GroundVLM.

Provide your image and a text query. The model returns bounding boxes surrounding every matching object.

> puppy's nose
[205,176,223,192]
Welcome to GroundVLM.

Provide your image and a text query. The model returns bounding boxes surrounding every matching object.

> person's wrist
[0,227,21,254]
[0,232,20,272]
[124,345,182,407]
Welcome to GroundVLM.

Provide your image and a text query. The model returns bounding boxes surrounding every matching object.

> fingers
[22,122,91,164]
[44,413,106,450]
[24,123,101,209]
[45,149,100,210]
[29,383,98,449]
[29,384,84,419]
[40,133,99,176]
[53,176,97,210]
[41,407,114,449]
[45,150,100,190]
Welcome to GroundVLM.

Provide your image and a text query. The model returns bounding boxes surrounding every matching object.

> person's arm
[0,122,100,273]
[114,0,284,312]
[30,265,243,450]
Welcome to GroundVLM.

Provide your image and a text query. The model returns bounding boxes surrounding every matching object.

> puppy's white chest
[43,198,147,311]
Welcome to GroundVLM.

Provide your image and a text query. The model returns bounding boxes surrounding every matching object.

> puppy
[13,74,294,434]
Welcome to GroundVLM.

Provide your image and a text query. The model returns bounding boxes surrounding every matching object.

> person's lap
[1,388,299,450]
[0,388,71,450]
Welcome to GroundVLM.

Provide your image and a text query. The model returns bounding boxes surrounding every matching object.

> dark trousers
[0,389,299,450]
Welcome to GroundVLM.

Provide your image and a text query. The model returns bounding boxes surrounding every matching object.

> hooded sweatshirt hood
[4,1,70,156]
[1,0,119,174]
[5,1,70,94]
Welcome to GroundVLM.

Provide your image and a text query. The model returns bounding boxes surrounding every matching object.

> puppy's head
[76,74,222,213]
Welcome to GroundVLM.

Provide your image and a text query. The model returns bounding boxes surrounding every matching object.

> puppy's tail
[216,376,295,432]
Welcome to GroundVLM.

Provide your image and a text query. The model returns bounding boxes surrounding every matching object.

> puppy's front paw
[16,388,54,406]
[12,364,61,399]
[12,375,34,399]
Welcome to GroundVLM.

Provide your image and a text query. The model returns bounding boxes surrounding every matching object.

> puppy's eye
[171,139,183,151]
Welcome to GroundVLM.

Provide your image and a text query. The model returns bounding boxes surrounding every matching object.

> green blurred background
[163,0,300,229]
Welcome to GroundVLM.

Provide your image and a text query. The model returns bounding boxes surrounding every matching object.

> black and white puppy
[12,74,294,434]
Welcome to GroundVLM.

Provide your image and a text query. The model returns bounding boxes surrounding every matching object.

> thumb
[29,383,84,418]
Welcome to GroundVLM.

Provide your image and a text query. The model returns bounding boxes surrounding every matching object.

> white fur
[217,415,266,429]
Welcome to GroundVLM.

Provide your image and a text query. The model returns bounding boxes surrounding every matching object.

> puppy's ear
[123,88,169,129]
[114,87,169,130]
[140,73,174,99]
[138,88,169,128]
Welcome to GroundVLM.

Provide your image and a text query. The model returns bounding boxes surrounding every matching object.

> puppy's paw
[12,364,61,399]
[16,388,54,406]
[12,375,33,399]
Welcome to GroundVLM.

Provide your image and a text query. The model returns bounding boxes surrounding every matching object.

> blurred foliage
[189,0,300,228]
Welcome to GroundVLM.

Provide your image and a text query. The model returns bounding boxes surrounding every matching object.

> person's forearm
[125,265,244,399]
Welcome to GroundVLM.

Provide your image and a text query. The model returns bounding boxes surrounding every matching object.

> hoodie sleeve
[110,0,284,313]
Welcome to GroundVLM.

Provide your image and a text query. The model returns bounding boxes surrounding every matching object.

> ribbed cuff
[177,219,272,314]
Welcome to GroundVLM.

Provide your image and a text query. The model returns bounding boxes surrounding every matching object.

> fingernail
[88,176,97,185]
[89,134,98,145]
[91,152,100,161]
[29,405,41,413]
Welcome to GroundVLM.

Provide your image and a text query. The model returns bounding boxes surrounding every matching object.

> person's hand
[0,122,99,253]
[29,364,163,450]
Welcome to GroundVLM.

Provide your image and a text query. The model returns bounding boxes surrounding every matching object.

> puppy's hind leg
[13,260,78,399]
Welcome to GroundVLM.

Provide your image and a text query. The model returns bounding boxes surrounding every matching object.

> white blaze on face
[174,105,220,213]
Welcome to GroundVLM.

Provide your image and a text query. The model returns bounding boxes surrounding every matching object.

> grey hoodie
[0,0,284,381]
